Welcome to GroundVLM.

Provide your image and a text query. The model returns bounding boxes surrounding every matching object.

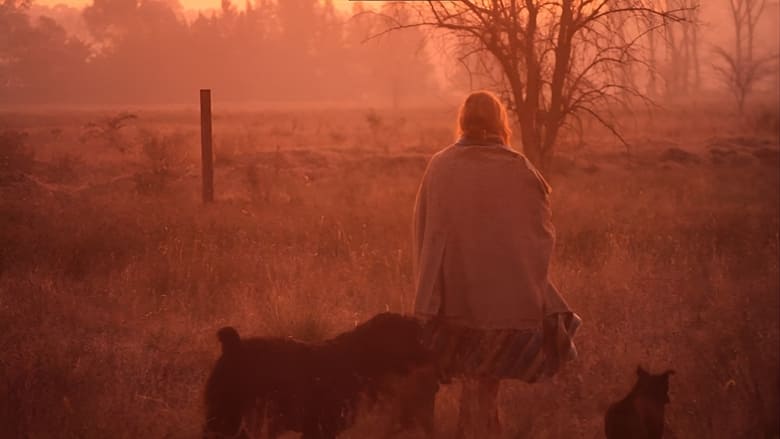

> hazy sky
[36,0,373,10]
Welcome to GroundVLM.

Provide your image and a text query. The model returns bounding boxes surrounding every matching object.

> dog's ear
[217,327,241,356]
[636,365,649,378]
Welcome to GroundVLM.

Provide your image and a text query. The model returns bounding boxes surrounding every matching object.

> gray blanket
[413,139,572,330]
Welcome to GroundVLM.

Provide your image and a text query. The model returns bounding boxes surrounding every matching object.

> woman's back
[414,142,558,329]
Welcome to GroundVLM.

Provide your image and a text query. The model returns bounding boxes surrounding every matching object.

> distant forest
[0,0,442,105]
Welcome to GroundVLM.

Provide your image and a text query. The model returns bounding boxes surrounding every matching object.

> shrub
[0,130,34,175]
[753,106,779,135]
[366,109,388,151]
[80,112,137,153]
[47,153,82,183]
[134,130,186,195]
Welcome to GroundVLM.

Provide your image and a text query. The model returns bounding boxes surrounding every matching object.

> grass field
[0,104,778,438]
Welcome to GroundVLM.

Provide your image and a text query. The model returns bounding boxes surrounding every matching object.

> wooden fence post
[200,89,214,203]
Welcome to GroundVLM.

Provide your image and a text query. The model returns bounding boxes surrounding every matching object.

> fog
[1,0,438,106]
[0,0,774,108]
[1,2,779,438]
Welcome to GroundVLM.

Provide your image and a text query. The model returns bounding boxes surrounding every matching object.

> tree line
[0,0,440,105]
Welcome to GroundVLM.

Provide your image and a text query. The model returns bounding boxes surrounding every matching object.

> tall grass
[0,108,777,438]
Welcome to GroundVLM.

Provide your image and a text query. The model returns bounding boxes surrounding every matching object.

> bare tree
[713,0,777,114]
[688,2,701,91]
[661,0,700,98]
[370,1,690,170]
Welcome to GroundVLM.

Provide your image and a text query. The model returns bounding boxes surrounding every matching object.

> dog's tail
[217,326,241,356]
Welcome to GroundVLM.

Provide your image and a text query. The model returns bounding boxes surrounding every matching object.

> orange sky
[36,0,376,10]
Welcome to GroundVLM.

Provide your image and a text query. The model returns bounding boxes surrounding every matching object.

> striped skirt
[421,312,582,382]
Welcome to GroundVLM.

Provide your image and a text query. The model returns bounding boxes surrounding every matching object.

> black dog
[203,313,439,439]
[604,365,675,439]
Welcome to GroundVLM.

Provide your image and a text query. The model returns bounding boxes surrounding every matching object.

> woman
[413,91,580,438]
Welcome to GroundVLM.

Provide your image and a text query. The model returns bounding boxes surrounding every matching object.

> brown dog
[604,366,674,439]
[203,313,439,439]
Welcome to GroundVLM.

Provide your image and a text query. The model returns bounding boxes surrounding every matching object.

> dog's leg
[386,364,439,438]
[411,366,439,438]
[301,415,338,439]
[204,398,245,439]
[264,400,288,439]
[240,398,265,439]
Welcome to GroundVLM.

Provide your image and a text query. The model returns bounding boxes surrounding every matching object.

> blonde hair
[456,90,512,145]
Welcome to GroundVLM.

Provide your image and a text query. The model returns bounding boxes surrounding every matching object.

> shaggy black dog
[604,366,675,439]
[203,313,439,439]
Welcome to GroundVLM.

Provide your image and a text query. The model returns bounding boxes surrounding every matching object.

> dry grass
[0,105,778,438]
